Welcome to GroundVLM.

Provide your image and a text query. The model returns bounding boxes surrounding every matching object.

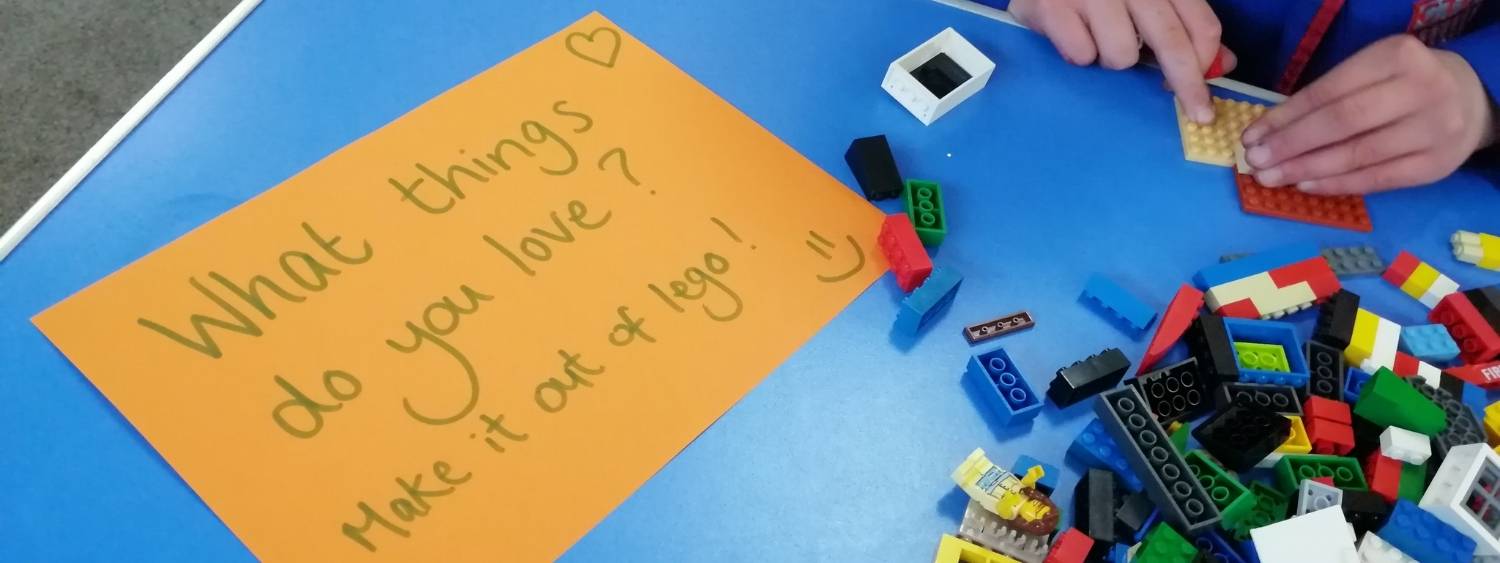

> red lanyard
[1277,0,1348,94]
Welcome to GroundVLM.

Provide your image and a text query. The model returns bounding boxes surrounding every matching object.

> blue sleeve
[1446,22,1500,167]
[972,0,1011,9]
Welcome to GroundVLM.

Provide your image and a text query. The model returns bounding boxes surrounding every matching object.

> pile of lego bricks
[932,239,1500,563]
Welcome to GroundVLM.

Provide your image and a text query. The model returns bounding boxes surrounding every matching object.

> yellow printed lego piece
[1175,97,1268,166]
[1399,263,1441,299]
[951,448,1023,515]
[934,534,1022,563]
[1278,416,1312,455]
[1346,309,1379,365]
[1453,231,1500,270]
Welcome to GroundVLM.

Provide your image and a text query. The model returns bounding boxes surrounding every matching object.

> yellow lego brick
[1175,97,1267,166]
[1487,402,1500,446]
[1399,263,1441,299]
[1453,230,1500,270]
[1345,309,1379,365]
[934,534,1021,563]
[1278,416,1312,455]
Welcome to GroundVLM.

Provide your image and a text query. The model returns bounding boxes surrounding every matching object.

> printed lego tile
[964,311,1035,345]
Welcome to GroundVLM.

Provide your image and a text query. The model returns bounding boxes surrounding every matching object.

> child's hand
[1241,35,1497,195]
[1010,0,1232,123]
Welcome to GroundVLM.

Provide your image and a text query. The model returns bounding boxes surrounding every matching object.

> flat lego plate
[1176,96,1268,167]
[1236,173,1373,232]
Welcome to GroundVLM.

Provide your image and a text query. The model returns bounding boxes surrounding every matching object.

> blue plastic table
[3,1,1498,560]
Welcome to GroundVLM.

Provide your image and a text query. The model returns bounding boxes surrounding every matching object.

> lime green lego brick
[1233,342,1290,372]
[1398,461,1426,502]
[1353,368,1447,436]
[1184,450,1251,514]
[1170,423,1191,455]
[903,179,947,246]
[1274,454,1367,492]
[1222,482,1289,541]
[1137,522,1199,563]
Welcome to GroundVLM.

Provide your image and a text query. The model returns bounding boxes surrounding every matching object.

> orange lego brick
[1235,173,1373,233]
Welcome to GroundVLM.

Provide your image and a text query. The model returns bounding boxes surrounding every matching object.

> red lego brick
[877,213,932,293]
[1235,172,1372,232]
[1304,395,1352,425]
[1276,0,1347,94]
[1364,451,1402,503]
[1204,50,1226,79]
[1392,352,1421,377]
[1383,251,1421,287]
[1216,297,1264,320]
[1306,415,1355,455]
[1138,284,1205,374]
[1448,359,1500,390]
[1312,476,1335,486]
[1268,257,1341,302]
[1430,292,1500,364]
[1043,528,1094,563]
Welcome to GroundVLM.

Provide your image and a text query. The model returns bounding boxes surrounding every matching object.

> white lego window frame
[881,28,995,125]
[1420,443,1500,556]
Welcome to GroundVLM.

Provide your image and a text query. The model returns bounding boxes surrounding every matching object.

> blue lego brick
[1462,377,1490,420]
[1192,531,1249,563]
[894,267,961,335]
[1399,324,1460,364]
[1012,454,1058,495]
[1223,318,1309,387]
[1135,508,1161,544]
[1067,418,1144,491]
[1193,243,1320,290]
[1107,543,1131,563]
[963,348,1042,427]
[1095,387,1222,535]
[1378,500,1476,563]
[1343,367,1372,403]
[1080,274,1158,335]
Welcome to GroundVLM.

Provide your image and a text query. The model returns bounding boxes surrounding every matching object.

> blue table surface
[4,1,1499,561]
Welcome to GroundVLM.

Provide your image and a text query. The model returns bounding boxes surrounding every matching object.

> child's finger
[1129,0,1213,122]
[1040,7,1100,65]
[1245,78,1423,170]
[1242,37,1411,145]
[1082,0,1141,69]
[1296,152,1435,195]
[1253,115,1431,187]
[1165,0,1222,74]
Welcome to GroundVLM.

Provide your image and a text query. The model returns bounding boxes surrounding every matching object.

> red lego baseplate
[1235,173,1373,232]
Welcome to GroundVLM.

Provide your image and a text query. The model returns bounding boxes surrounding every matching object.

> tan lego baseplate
[1175,97,1268,167]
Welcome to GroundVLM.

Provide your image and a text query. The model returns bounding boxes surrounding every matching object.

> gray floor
[0,0,240,233]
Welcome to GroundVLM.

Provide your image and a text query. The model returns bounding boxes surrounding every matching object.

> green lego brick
[1170,423,1191,455]
[1137,522,1200,563]
[1274,454,1367,492]
[1233,342,1290,372]
[903,179,947,246]
[1184,450,1252,520]
[1222,482,1288,542]
[1353,368,1446,436]
[1398,461,1426,502]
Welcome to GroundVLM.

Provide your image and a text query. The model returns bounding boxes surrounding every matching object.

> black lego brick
[1094,386,1222,535]
[1074,468,1118,546]
[1193,399,1292,471]
[1127,358,1213,426]
[1049,348,1131,408]
[1113,491,1154,541]
[1411,376,1486,464]
[1341,489,1392,538]
[1305,340,1346,401]
[1185,314,1239,386]
[1464,287,1500,332]
[1313,290,1360,351]
[1216,382,1303,416]
[843,135,903,201]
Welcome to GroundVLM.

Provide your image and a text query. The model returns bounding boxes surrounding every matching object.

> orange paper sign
[34,12,884,562]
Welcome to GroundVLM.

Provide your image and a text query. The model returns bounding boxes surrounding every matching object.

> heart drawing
[565,26,622,69]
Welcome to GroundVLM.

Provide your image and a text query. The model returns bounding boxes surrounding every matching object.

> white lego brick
[1380,427,1432,465]
[1257,451,1286,469]
[1252,506,1359,563]
[1417,361,1442,380]
[1420,443,1500,556]
[881,28,994,125]
[1358,533,1419,563]
[1419,275,1460,308]
[1297,479,1344,516]
[1371,317,1401,370]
